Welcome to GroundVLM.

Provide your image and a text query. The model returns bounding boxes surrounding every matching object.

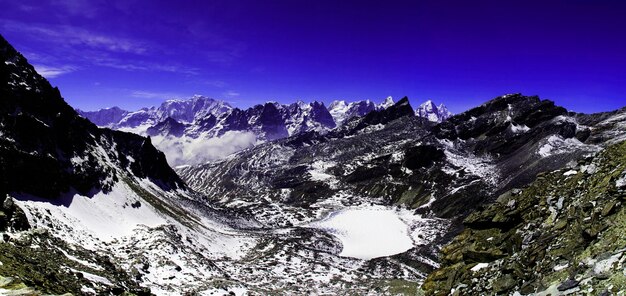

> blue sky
[1,0,625,113]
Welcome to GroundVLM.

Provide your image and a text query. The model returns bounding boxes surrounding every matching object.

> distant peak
[311,101,325,107]
[295,100,308,108]
[415,99,452,122]
[329,100,347,109]
[422,99,434,105]
[377,96,395,110]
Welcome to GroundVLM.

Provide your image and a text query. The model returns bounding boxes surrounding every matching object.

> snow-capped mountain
[78,95,452,166]
[76,106,129,126]
[79,97,380,166]
[378,96,395,110]
[327,99,377,125]
[415,100,453,122]
[78,99,340,165]
[328,97,453,126]
[76,95,233,130]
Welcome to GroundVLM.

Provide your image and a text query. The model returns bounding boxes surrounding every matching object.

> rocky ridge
[423,140,626,295]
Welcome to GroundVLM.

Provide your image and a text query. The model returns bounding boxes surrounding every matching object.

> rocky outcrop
[423,141,626,295]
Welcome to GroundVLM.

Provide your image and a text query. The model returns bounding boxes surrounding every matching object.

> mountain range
[2,33,626,295]
[77,96,452,166]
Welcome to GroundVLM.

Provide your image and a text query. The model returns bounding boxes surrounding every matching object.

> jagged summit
[378,96,395,110]
[328,98,377,125]
[415,99,452,122]
[77,95,233,128]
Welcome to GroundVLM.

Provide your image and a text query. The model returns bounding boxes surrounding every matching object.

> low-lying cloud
[151,131,258,167]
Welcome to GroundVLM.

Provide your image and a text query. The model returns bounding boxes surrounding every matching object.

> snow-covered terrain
[14,183,168,244]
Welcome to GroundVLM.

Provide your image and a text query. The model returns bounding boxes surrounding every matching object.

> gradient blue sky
[1,0,625,113]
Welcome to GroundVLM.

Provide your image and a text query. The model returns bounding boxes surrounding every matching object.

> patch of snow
[616,173,626,188]
[553,263,569,271]
[471,263,489,272]
[593,252,623,275]
[308,161,336,182]
[58,248,103,270]
[510,123,530,133]
[563,170,578,176]
[81,286,97,294]
[70,155,88,166]
[200,287,249,296]
[71,269,113,285]
[537,135,599,158]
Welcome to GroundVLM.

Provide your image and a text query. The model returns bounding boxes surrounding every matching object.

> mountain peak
[378,96,395,110]
[415,99,452,122]
[419,100,437,111]
[329,100,346,109]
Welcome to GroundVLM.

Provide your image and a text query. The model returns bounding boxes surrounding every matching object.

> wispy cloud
[0,12,243,80]
[3,20,200,76]
[223,90,240,98]
[92,56,199,75]
[131,90,185,99]
[54,0,102,18]
[1,22,148,55]
[32,64,77,78]
[204,80,227,88]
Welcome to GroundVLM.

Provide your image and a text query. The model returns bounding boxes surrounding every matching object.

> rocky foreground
[423,140,626,295]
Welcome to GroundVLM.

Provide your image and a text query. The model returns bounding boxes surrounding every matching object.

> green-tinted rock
[492,274,517,293]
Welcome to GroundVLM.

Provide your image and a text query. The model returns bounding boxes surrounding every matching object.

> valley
[1,31,626,296]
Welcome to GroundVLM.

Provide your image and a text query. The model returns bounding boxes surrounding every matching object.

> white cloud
[223,90,240,98]
[91,55,199,75]
[32,64,77,78]
[1,21,147,55]
[151,131,258,166]
[204,80,227,88]
[130,90,185,99]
